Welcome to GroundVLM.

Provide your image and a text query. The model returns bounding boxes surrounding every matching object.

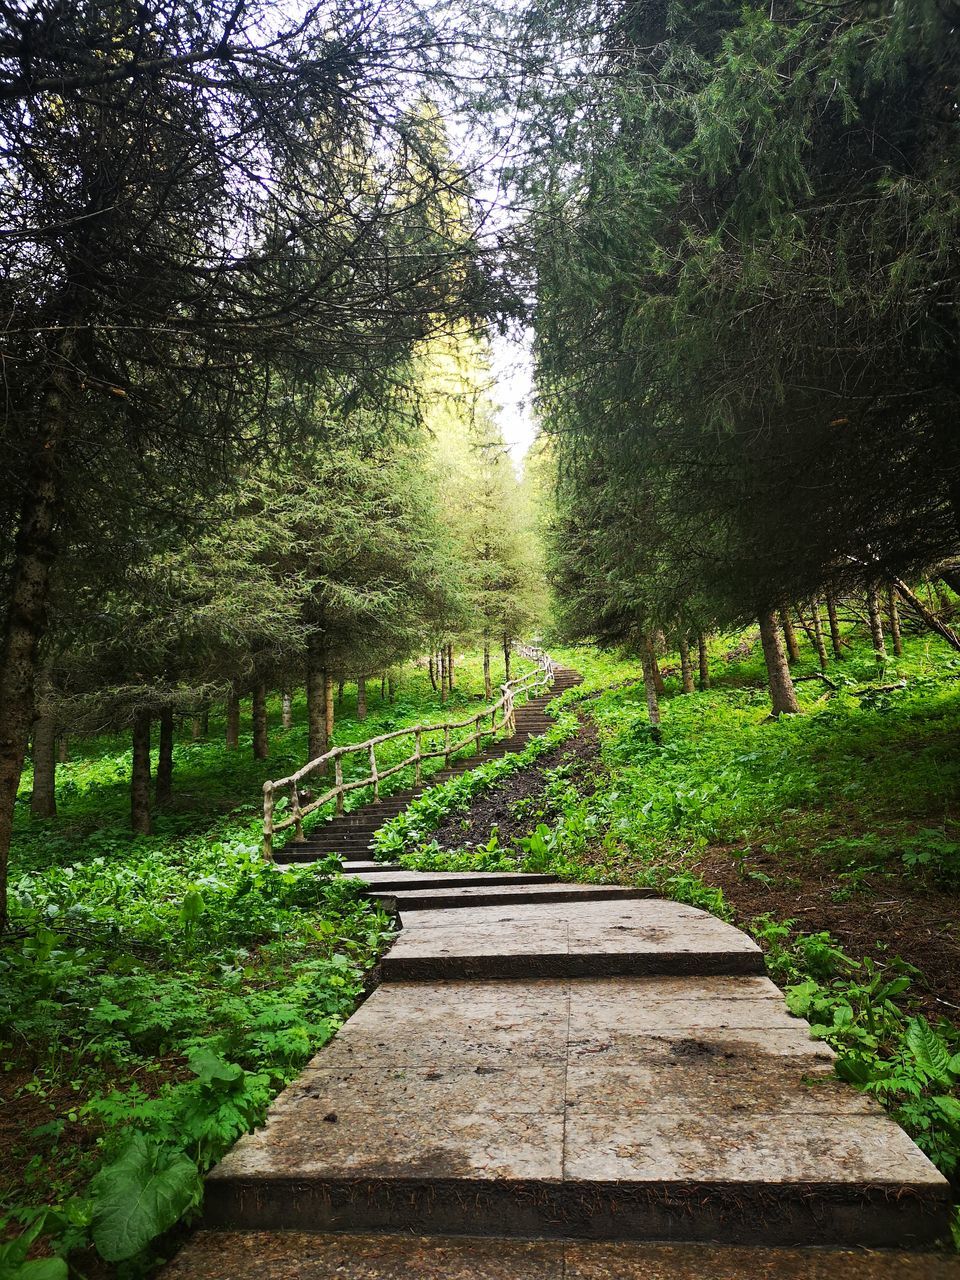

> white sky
[489,327,536,471]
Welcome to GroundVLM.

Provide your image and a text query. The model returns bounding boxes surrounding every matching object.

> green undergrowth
[2,845,393,1274]
[372,709,579,864]
[401,631,960,1235]
[2,652,526,1276]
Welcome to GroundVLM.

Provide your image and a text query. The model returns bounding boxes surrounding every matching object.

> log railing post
[369,742,380,801]
[414,728,422,786]
[474,712,482,752]
[262,782,274,861]
[292,783,304,843]
[443,725,451,767]
[335,756,344,815]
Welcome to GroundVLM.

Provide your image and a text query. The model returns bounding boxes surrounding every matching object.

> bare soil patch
[430,714,602,853]
[691,845,960,1018]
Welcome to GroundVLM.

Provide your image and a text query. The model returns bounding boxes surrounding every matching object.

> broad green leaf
[14,1259,69,1280]
[179,888,205,926]
[90,1134,201,1262]
[188,1048,244,1088]
[933,1096,960,1126]
[906,1018,954,1086]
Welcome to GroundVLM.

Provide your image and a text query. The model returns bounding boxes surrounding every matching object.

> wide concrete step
[203,976,950,1246]
[295,839,381,851]
[379,898,765,981]
[281,848,376,863]
[371,883,660,912]
[163,1232,960,1279]
[275,860,402,874]
[353,871,559,894]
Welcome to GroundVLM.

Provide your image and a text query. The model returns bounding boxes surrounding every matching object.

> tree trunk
[649,638,666,696]
[324,671,335,742]
[439,648,448,703]
[639,635,662,742]
[893,579,960,653]
[779,608,801,664]
[483,642,492,700]
[826,593,844,659]
[447,643,455,689]
[701,632,716,691]
[380,673,386,702]
[252,683,268,759]
[281,692,293,729]
[200,706,209,737]
[678,634,694,694]
[191,716,202,741]
[867,585,887,664]
[131,709,152,834]
[758,610,800,716]
[337,679,344,707]
[794,603,817,649]
[0,378,66,929]
[810,599,829,670]
[156,704,174,805]
[357,676,367,722]
[503,634,512,682]
[428,654,437,692]
[57,734,68,763]
[307,652,326,761]
[887,585,903,657]
[388,674,396,703]
[940,570,960,597]
[30,708,58,819]
[226,681,240,749]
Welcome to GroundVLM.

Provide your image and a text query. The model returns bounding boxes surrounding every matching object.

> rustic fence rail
[261,644,556,860]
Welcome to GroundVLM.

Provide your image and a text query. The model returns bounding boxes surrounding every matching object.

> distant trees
[419,325,544,696]
[515,0,960,715]
[0,0,497,922]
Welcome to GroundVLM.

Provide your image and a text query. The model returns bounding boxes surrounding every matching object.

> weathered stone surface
[380,899,764,980]
[162,1233,960,1280]
[261,979,570,1070]
[563,1111,940,1184]
[562,1241,960,1279]
[162,1233,563,1280]
[205,976,949,1245]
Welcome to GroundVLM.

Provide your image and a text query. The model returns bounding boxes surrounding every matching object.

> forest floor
[691,845,960,1016]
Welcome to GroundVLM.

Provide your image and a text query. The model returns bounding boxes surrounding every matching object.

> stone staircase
[276,665,582,868]
[162,665,956,1280]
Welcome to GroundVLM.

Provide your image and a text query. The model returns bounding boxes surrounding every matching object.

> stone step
[379,898,765,981]
[370,883,660,912]
[202,976,950,1247]
[162,1232,960,1279]
[295,838,381,850]
[275,860,401,873]
[353,871,560,894]
[281,848,376,863]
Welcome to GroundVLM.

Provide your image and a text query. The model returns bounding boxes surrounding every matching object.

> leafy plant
[89,1135,203,1263]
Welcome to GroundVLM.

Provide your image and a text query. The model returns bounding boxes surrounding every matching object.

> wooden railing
[261,644,557,860]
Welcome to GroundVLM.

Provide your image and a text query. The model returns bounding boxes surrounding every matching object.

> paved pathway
[165,668,956,1278]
